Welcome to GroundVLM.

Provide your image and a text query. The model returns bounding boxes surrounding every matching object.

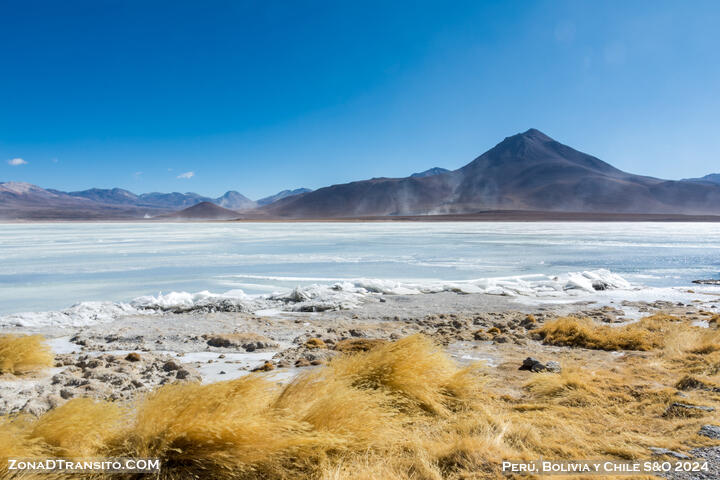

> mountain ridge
[259,129,720,217]
[3,129,720,219]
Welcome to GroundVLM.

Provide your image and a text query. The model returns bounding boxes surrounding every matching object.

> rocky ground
[2,290,720,478]
[2,291,718,415]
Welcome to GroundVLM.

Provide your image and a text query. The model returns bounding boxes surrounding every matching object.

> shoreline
[4,210,720,223]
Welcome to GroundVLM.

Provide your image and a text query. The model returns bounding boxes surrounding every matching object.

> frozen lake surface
[1,222,719,321]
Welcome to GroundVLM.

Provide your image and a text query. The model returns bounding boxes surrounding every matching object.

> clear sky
[1,0,719,199]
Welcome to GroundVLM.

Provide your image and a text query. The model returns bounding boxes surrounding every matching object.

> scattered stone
[205,333,277,351]
[125,352,141,362]
[664,402,715,418]
[487,327,501,336]
[295,358,311,367]
[162,360,181,372]
[1,352,201,416]
[519,357,561,373]
[676,376,720,392]
[473,330,492,341]
[699,425,720,439]
[545,361,561,373]
[649,447,691,460]
[693,280,720,285]
[520,315,537,328]
[252,361,275,372]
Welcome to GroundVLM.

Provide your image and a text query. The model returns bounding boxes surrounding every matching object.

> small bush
[0,334,54,375]
[31,398,124,457]
[333,338,386,353]
[533,316,671,351]
[304,338,327,349]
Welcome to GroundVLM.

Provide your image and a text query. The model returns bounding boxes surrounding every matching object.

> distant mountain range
[0,183,309,219]
[256,188,312,206]
[684,173,720,185]
[62,187,257,210]
[2,129,720,220]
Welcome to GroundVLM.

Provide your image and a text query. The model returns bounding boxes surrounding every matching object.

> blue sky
[1,0,719,199]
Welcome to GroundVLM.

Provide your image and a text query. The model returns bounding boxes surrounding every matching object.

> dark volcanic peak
[260,128,720,218]
[410,167,450,178]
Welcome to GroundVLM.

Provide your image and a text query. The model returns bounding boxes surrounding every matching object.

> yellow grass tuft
[326,335,482,415]
[533,315,689,351]
[304,338,327,349]
[0,334,54,375]
[30,398,125,458]
[333,338,386,353]
[3,327,720,479]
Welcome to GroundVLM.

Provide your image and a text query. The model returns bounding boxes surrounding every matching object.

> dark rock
[699,425,720,439]
[664,402,716,417]
[162,360,181,372]
[519,357,561,373]
[649,447,691,460]
[295,358,311,367]
[124,352,141,362]
[251,361,275,372]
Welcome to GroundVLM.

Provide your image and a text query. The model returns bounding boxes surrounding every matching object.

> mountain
[134,192,213,209]
[0,182,162,220]
[160,201,241,220]
[215,191,257,210]
[256,188,312,206]
[68,188,258,210]
[65,188,140,205]
[410,167,450,178]
[685,173,720,185]
[4,129,720,220]
[0,182,269,219]
[259,129,720,218]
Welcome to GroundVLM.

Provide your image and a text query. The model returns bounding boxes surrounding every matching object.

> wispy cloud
[7,158,27,166]
[177,171,195,179]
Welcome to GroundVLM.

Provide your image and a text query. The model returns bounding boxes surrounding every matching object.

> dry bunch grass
[0,334,54,375]
[533,314,698,351]
[2,324,720,479]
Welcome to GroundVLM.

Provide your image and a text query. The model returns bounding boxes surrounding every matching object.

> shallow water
[1,222,719,316]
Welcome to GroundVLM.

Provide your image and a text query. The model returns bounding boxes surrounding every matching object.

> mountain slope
[64,188,140,205]
[160,201,240,220]
[684,173,720,185]
[410,167,450,177]
[0,182,163,220]
[257,188,312,206]
[215,191,257,210]
[260,129,720,217]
